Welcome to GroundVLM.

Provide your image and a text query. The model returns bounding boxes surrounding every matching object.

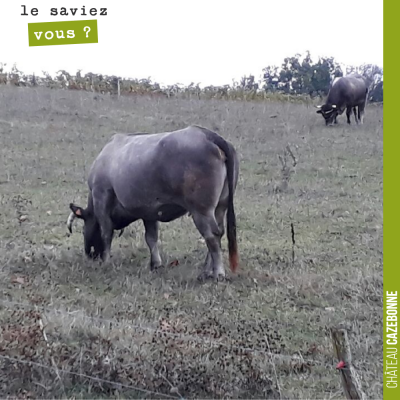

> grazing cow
[67,125,239,281]
[316,74,368,125]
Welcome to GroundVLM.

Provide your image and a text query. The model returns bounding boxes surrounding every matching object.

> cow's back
[88,127,225,211]
[327,76,367,107]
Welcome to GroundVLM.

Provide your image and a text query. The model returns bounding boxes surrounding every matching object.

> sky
[1,0,383,87]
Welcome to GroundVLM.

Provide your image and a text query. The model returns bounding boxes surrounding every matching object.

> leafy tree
[357,64,383,102]
[262,52,344,97]
[262,65,279,92]
[239,75,259,91]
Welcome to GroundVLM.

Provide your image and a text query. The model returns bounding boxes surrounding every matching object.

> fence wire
[0,298,321,365]
[0,297,329,399]
[0,299,326,366]
[0,354,179,399]
[0,297,330,398]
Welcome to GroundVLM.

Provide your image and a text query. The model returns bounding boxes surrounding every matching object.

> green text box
[28,19,98,46]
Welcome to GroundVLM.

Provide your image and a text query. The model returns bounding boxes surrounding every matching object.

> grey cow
[67,125,239,281]
[316,74,368,125]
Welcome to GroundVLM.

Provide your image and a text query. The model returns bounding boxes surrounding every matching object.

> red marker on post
[336,360,346,369]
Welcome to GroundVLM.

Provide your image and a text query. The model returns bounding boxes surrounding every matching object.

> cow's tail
[201,127,239,273]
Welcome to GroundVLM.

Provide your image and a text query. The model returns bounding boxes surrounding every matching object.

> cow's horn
[332,104,337,109]
[67,212,76,233]
[315,105,322,109]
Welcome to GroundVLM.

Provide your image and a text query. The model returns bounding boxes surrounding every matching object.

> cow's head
[67,203,104,259]
[316,104,338,126]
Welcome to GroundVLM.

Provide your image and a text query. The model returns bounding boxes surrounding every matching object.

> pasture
[0,86,383,399]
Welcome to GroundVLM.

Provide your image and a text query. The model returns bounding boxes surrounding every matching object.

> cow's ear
[69,203,87,220]
[316,109,322,114]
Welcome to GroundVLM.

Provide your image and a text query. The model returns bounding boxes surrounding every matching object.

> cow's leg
[214,203,227,275]
[353,107,359,124]
[143,220,162,270]
[358,103,366,125]
[202,252,213,278]
[201,203,227,279]
[215,203,227,237]
[92,189,114,263]
[346,106,352,124]
[192,211,225,281]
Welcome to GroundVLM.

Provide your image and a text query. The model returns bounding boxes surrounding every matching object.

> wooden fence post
[331,327,366,400]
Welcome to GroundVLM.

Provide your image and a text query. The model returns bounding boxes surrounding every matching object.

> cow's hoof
[100,254,111,264]
[150,264,164,272]
[214,273,227,282]
[197,271,214,282]
[88,252,98,260]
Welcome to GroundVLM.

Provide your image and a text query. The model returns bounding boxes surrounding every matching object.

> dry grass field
[0,86,383,399]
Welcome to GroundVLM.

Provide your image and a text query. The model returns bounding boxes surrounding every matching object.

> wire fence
[0,298,321,365]
[0,354,180,399]
[0,297,327,398]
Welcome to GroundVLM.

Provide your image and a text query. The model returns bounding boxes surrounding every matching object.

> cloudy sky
[1,0,383,86]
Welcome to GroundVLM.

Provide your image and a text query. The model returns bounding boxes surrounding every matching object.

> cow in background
[316,75,368,125]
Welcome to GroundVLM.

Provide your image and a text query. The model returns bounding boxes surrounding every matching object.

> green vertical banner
[384,1,399,398]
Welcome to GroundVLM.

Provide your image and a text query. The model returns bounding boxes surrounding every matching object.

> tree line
[0,52,383,102]
[259,51,382,102]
